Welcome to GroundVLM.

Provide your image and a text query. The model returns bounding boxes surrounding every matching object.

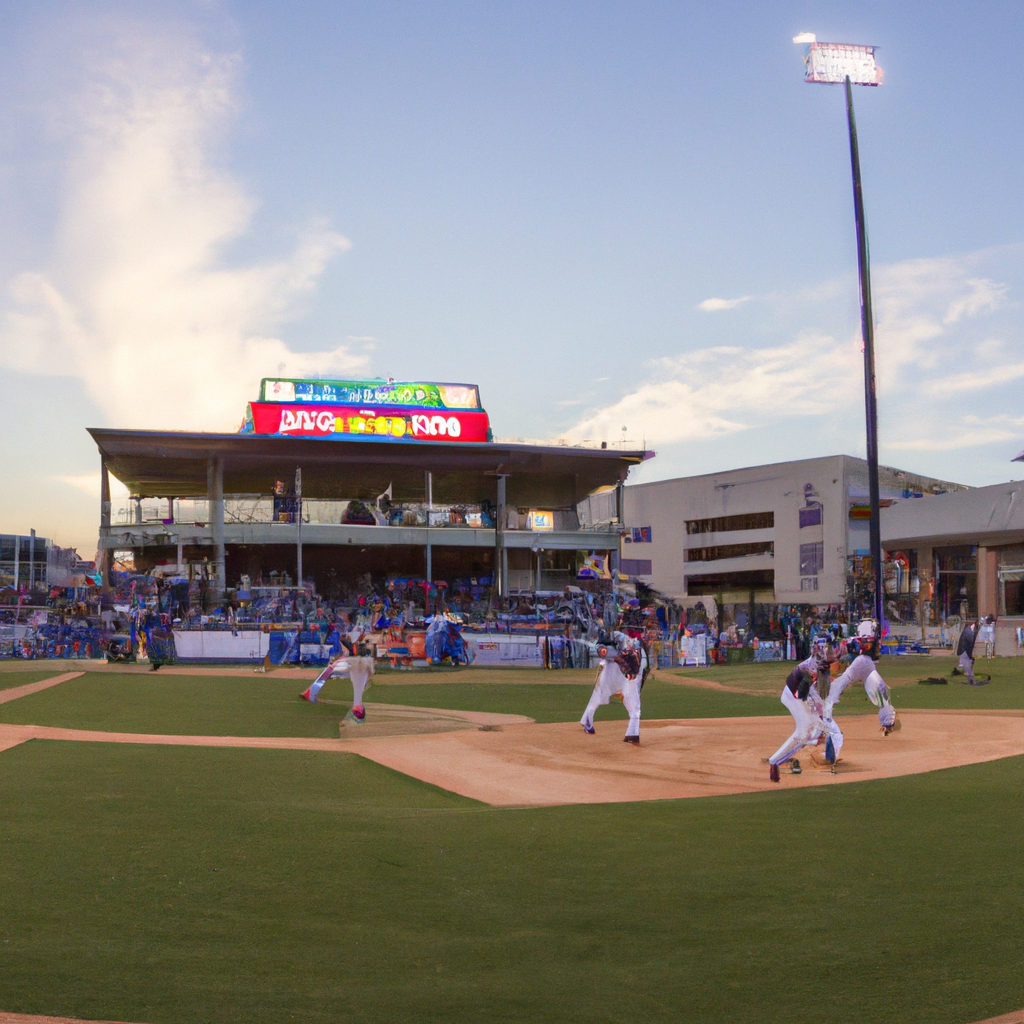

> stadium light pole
[794,33,885,655]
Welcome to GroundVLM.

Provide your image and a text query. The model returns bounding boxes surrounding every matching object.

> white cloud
[569,331,862,445]
[570,248,1024,462]
[0,25,367,432]
[922,361,1024,396]
[696,295,753,312]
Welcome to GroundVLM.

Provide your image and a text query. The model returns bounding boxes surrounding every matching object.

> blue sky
[1,0,1023,552]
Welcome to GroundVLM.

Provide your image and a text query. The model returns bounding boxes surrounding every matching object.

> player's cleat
[352,705,366,720]
[623,735,640,744]
[582,720,595,735]
[769,763,780,783]
[300,688,312,702]
[824,737,836,764]
[790,759,802,775]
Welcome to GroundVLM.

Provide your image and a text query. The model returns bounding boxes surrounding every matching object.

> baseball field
[1,656,1023,1024]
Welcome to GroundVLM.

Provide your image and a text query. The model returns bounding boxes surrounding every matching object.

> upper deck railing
[111,498,618,532]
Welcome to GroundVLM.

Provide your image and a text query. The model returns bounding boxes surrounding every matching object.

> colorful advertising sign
[527,510,554,532]
[245,402,491,443]
[259,378,482,410]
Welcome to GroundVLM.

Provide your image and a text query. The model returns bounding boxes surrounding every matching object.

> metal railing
[111,498,603,532]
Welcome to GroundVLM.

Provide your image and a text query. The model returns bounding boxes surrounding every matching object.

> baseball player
[767,643,842,782]
[822,640,897,756]
[580,631,646,743]
[301,653,375,720]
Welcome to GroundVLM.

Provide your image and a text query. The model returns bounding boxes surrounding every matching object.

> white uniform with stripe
[821,654,891,757]
[825,654,889,714]
[304,655,375,706]
[768,654,842,767]
[580,634,643,740]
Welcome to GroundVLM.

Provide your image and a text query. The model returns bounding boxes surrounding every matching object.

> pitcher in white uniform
[301,654,376,720]
[580,631,647,744]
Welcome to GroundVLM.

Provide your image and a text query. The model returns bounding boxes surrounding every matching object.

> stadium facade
[89,378,652,603]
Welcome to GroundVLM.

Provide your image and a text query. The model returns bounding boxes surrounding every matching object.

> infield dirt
[3,702,1023,807]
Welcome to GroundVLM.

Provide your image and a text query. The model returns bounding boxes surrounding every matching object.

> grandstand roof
[88,428,653,506]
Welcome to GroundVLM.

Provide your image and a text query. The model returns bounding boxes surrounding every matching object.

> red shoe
[769,763,780,783]
[352,705,366,720]
[300,688,311,701]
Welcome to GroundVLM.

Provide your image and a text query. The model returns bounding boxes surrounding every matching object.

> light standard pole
[794,34,885,655]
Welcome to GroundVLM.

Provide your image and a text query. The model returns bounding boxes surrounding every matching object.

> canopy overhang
[88,429,654,506]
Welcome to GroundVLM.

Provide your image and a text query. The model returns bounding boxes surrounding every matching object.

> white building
[579,456,965,610]
[881,479,1024,654]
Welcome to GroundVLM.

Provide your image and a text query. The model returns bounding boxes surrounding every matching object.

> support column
[295,467,303,591]
[29,529,36,590]
[978,546,998,619]
[208,456,225,603]
[612,478,625,599]
[12,534,19,591]
[425,470,433,584]
[495,474,508,605]
[99,455,112,590]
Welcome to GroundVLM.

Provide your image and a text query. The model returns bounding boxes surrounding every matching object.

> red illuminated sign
[246,402,491,443]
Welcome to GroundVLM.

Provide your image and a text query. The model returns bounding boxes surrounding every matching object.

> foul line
[0,673,84,706]
[0,1014,140,1024]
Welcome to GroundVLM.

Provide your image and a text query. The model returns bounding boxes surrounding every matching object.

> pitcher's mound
[339,710,1024,807]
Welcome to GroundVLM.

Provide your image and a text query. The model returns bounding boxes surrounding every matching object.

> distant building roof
[881,480,1024,548]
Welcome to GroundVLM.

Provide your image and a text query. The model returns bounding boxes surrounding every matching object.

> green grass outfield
[0,670,770,733]
[2,657,1023,735]
[2,740,1024,1024]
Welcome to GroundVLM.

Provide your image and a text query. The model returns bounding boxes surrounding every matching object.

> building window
[998,544,1024,616]
[935,545,977,622]
[686,541,774,563]
[620,558,652,577]
[799,507,822,528]
[685,512,774,535]
[800,577,819,592]
[799,542,823,577]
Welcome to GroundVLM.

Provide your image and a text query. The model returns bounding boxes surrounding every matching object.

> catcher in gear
[767,644,841,781]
